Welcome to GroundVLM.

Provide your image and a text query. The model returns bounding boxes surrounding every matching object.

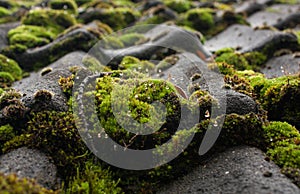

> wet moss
[119,56,155,73]
[63,161,123,194]
[0,124,15,153]
[0,172,57,194]
[22,9,77,35]
[156,54,179,72]
[0,54,22,80]
[48,0,78,15]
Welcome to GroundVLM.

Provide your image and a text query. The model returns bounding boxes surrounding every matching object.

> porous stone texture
[0,147,60,190]
[247,4,300,29]
[157,146,300,194]
[261,53,300,78]
[205,24,299,55]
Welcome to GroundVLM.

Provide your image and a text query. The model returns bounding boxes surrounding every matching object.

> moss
[82,56,111,73]
[0,72,14,88]
[102,36,125,49]
[3,111,90,179]
[0,6,11,17]
[48,0,78,15]
[93,73,180,149]
[0,124,15,152]
[215,51,251,71]
[8,25,56,49]
[184,8,215,35]
[22,9,77,35]
[0,172,57,194]
[282,167,300,187]
[208,62,236,76]
[244,73,300,127]
[215,49,267,71]
[156,55,179,72]
[164,0,192,13]
[224,74,255,97]
[118,33,147,47]
[63,161,123,194]
[119,56,155,73]
[58,74,75,98]
[92,7,140,30]
[0,54,22,80]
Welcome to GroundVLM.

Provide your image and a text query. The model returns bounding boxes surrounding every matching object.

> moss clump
[119,56,155,73]
[64,161,123,194]
[48,0,78,15]
[184,8,214,35]
[0,54,22,80]
[0,72,15,88]
[224,74,255,97]
[22,9,77,35]
[244,73,300,127]
[59,74,75,98]
[215,48,267,71]
[0,6,11,17]
[118,33,147,47]
[8,25,56,49]
[263,121,300,169]
[0,173,57,194]
[93,73,180,149]
[3,111,90,179]
[0,124,15,153]
[208,62,236,76]
[164,0,192,13]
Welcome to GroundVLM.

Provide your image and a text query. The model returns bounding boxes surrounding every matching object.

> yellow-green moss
[0,173,57,194]
[119,56,155,73]
[0,72,15,88]
[0,7,11,17]
[0,54,22,80]
[184,8,214,34]
[22,9,77,35]
[64,161,123,194]
[215,48,267,71]
[0,124,15,153]
[264,121,300,168]
[8,25,56,49]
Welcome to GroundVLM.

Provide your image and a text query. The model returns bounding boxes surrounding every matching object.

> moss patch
[0,173,57,194]
[48,0,78,15]
[0,54,22,80]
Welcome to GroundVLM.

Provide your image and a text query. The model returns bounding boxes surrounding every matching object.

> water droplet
[166,86,169,90]
[158,69,162,73]
[135,94,139,99]
[147,96,151,100]
[114,144,117,151]
[145,68,149,73]
[119,73,123,77]
[105,134,108,139]
[225,171,229,174]
[6,59,9,62]
[63,5,68,9]
[270,138,273,142]
[98,133,101,138]
[205,110,210,118]
[280,66,284,69]
[138,66,142,70]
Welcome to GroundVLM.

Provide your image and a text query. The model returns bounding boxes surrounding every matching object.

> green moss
[244,73,300,126]
[102,36,124,49]
[59,74,75,98]
[0,54,22,80]
[184,8,215,34]
[93,73,180,149]
[118,33,146,47]
[22,9,77,35]
[0,124,15,152]
[95,7,140,30]
[119,56,155,73]
[64,161,123,194]
[0,6,11,17]
[164,0,192,13]
[215,49,267,71]
[282,167,300,187]
[0,72,14,87]
[8,25,56,49]
[48,0,78,15]
[3,111,90,179]
[208,62,236,76]
[0,173,57,194]
[224,74,255,97]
